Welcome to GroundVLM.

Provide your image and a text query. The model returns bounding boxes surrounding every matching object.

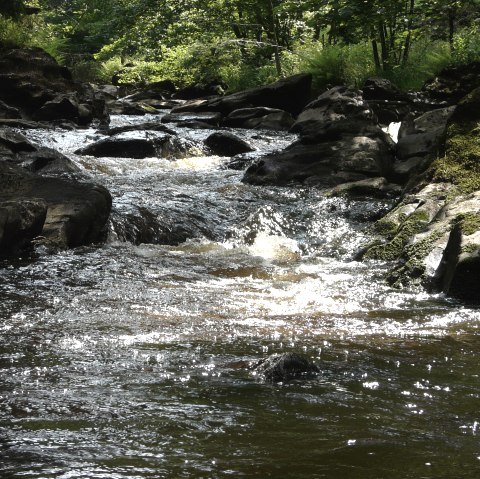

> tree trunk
[448,10,455,52]
[372,39,382,72]
[402,0,415,65]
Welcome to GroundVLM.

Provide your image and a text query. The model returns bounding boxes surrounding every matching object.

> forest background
[1,0,480,93]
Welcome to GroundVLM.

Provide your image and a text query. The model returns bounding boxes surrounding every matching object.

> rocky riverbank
[1,46,479,302]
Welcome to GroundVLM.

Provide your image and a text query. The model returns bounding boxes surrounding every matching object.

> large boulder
[223,107,294,130]
[291,86,375,137]
[172,73,312,116]
[363,87,480,302]
[1,127,81,177]
[243,87,395,187]
[0,161,112,252]
[0,47,108,126]
[75,131,202,159]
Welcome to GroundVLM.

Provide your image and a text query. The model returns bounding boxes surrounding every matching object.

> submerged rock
[252,353,320,382]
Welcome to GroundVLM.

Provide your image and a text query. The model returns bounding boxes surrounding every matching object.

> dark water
[1,116,479,478]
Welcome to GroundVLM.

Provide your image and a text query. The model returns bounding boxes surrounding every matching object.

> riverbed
[1,115,479,478]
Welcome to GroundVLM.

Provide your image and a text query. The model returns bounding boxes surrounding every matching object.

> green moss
[454,212,480,236]
[461,243,479,254]
[386,229,445,287]
[365,210,430,261]
[429,122,480,194]
[374,218,398,236]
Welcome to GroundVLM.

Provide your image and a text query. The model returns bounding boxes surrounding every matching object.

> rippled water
[1,115,480,478]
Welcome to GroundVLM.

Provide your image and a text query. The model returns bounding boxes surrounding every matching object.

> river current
[1,115,479,478]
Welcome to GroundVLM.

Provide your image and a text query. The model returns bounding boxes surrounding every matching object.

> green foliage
[452,26,480,64]
[383,39,451,90]
[0,15,30,48]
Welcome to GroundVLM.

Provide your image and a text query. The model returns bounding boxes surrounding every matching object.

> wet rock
[0,198,47,257]
[0,100,21,119]
[243,124,394,186]
[32,95,80,123]
[0,128,36,153]
[243,87,395,186]
[223,107,294,130]
[75,132,172,159]
[173,73,312,116]
[162,111,222,126]
[291,86,375,137]
[252,353,320,382]
[106,121,176,136]
[364,88,480,300]
[328,177,401,199]
[204,132,254,157]
[396,107,454,161]
[0,161,111,251]
[17,147,82,177]
[434,222,480,302]
[110,100,157,116]
[76,131,202,159]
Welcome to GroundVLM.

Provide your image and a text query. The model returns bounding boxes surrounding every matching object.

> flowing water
[1,115,479,478]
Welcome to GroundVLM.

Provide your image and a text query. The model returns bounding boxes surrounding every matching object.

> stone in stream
[242,86,396,187]
[204,132,254,157]
[0,161,112,254]
[171,73,312,116]
[252,353,320,382]
[75,132,172,159]
[223,107,294,130]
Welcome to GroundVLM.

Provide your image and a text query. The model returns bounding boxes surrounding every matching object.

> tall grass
[295,38,452,92]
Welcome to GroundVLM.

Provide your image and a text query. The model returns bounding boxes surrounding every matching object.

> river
[1,115,479,478]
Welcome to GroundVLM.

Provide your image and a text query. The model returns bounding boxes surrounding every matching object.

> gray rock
[243,126,394,186]
[329,177,401,198]
[106,121,176,136]
[291,86,375,137]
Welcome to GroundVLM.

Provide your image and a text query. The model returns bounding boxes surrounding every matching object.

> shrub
[452,26,480,65]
